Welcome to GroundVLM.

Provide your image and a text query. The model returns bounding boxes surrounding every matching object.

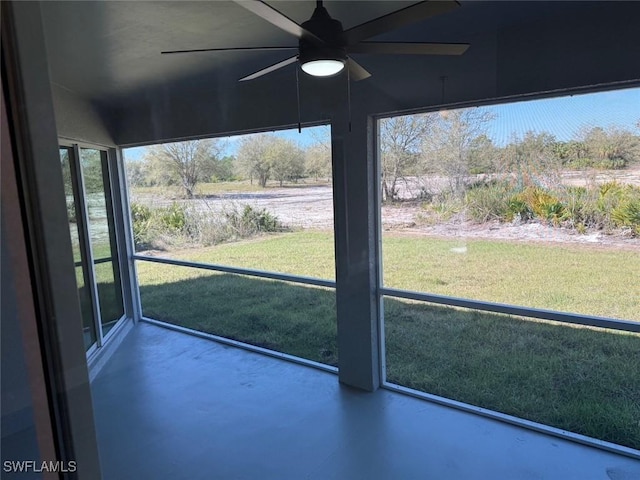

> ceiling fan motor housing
[298,3,347,74]
[298,42,347,67]
[301,4,345,46]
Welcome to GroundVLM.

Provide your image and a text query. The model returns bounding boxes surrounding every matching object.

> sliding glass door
[60,145,124,351]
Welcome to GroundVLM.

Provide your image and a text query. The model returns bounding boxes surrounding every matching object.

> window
[377,87,640,449]
[123,126,338,366]
[60,145,125,350]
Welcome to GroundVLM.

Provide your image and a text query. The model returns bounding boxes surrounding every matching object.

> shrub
[611,199,640,226]
[157,203,187,233]
[512,187,568,225]
[420,193,463,224]
[507,197,532,222]
[460,177,640,235]
[183,208,233,246]
[560,186,603,231]
[225,204,281,237]
[465,181,514,222]
[609,186,640,236]
[565,157,628,170]
[540,201,567,226]
[130,202,153,247]
[130,201,285,250]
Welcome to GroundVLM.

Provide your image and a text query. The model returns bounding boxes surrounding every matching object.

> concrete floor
[91,322,640,480]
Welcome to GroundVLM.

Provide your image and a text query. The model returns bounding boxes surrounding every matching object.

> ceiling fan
[162,0,469,82]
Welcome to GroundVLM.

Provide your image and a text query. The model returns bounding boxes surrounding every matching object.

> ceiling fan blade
[162,46,298,55]
[347,58,371,81]
[344,0,460,45]
[239,55,298,81]
[348,42,469,56]
[233,0,325,45]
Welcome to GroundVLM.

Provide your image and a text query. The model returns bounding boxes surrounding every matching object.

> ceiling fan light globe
[301,59,345,77]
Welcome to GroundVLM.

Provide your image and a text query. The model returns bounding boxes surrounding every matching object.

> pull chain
[440,75,447,104]
[347,62,352,133]
[296,66,301,133]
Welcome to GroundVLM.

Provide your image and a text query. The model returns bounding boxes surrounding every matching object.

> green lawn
[134,230,640,449]
[383,236,639,321]
[154,230,639,321]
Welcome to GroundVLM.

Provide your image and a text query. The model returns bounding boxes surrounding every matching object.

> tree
[422,108,494,198]
[143,139,223,198]
[467,134,499,174]
[499,131,561,188]
[236,134,273,187]
[236,134,305,187]
[208,155,236,182]
[305,142,331,182]
[126,160,152,187]
[551,140,588,167]
[580,126,640,169]
[269,139,305,186]
[380,113,434,202]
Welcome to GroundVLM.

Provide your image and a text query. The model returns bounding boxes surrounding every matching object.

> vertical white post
[331,110,381,391]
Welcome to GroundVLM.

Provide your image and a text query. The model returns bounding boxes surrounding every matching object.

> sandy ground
[131,168,640,249]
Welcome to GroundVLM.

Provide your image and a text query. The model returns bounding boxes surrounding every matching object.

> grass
[383,298,640,449]
[161,231,335,278]
[131,230,640,449]
[139,268,338,365]
[152,230,639,321]
[382,236,639,321]
[135,264,640,450]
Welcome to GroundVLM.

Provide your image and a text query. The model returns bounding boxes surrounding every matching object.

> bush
[131,200,286,250]
[564,157,628,170]
[510,187,568,226]
[225,204,281,238]
[461,180,640,234]
[465,181,514,222]
[560,186,603,231]
[507,197,532,222]
[608,185,640,236]
[157,203,187,233]
[130,202,153,247]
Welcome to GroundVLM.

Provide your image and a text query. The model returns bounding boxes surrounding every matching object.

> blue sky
[488,87,639,146]
[124,86,639,160]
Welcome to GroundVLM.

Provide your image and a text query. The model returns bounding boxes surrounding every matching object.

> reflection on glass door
[60,147,97,349]
[80,148,124,336]
[59,146,124,351]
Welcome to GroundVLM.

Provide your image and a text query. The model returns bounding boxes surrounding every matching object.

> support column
[331,111,381,392]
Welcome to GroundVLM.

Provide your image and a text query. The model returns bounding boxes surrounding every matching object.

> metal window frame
[115,147,143,322]
[381,287,639,333]
[372,118,386,385]
[372,93,640,459]
[70,143,105,347]
[61,145,99,349]
[62,141,133,352]
[132,254,336,288]
[105,147,134,322]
